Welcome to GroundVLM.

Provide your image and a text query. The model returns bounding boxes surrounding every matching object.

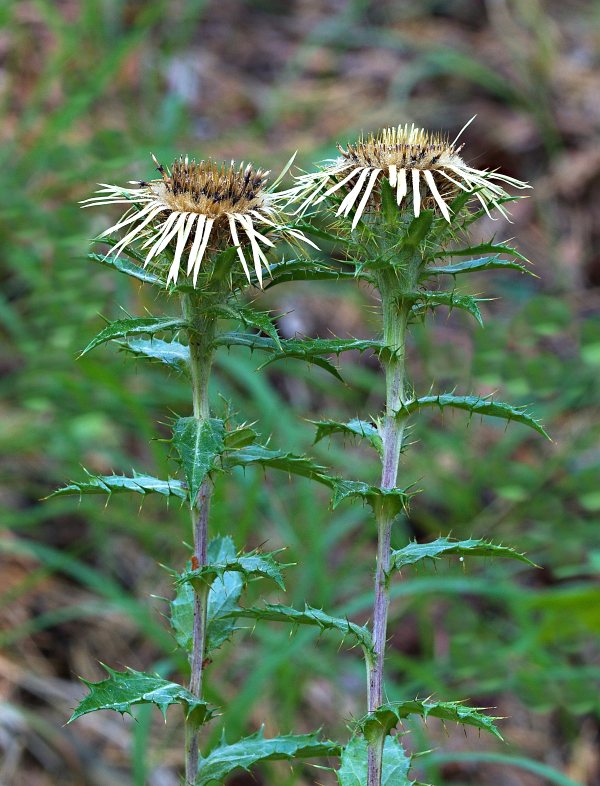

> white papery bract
[82,156,316,288]
[288,122,530,228]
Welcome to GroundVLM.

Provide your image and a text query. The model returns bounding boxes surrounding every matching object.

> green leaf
[311,418,383,456]
[222,444,330,485]
[256,337,385,381]
[268,263,343,285]
[223,424,259,451]
[171,247,239,293]
[400,210,434,250]
[380,180,399,225]
[170,536,244,654]
[390,537,535,571]
[48,470,186,499]
[211,303,281,346]
[288,337,385,356]
[400,394,549,438]
[117,337,190,373]
[237,305,281,345]
[172,417,226,506]
[330,480,410,516]
[356,700,503,744]
[257,352,344,381]
[196,728,340,786]
[216,333,382,359]
[80,317,187,356]
[293,222,353,245]
[179,549,286,592]
[88,252,164,286]
[213,331,276,353]
[411,291,484,326]
[69,666,214,725]
[170,581,196,652]
[447,187,474,218]
[222,443,407,516]
[221,602,374,655]
[337,736,411,786]
[425,255,530,277]
[206,580,244,651]
[214,332,375,380]
[436,240,529,264]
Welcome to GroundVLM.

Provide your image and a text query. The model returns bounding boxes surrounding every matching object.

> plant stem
[367,273,410,786]
[183,293,216,786]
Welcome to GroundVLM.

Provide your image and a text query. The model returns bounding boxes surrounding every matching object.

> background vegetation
[1,1,599,784]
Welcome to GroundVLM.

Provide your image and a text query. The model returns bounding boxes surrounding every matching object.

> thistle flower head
[82,155,315,288]
[291,120,530,229]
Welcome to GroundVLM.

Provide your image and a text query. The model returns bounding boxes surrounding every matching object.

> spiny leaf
[80,317,187,356]
[204,537,244,651]
[88,252,164,286]
[255,336,386,382]
[411,291,484,326]
[219,602,375,656]
[355,699,503,744]
[424,255,530,278]
[436,240,529,264]
[117,337,190,373]
[196,728,341,786]
[446,188,474,220]
[282,337,385,357]
[214,331,277,352]
[293,222,354,245]
[215,333,383,358]
[390,537,535,571]
[172,247,239,293]
[223,424,259,451]
[399,394,549,438]
[330,479,411,516]
[400,210,434,250]
[170,581,196,653]
[69,666,214,725]
[170,536,244,654]
[179,550,286,592]
[172,417,226,506]
[48,470,186,500]
[222,444,330,484]
[257,352,344,381]
[210,303,281,346]
[265,258,358,288]
[213,333,355,380]
[222,443,406,516]
[380,179,398,225]
[311,418,382,456]
[337,736,411,786]
[234,305,281,345]
[213,332,278,353]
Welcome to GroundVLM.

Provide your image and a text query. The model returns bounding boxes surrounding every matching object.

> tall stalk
[183,292,217,785]
[367,264,414,786]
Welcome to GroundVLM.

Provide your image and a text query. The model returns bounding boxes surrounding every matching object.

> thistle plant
[285,122,546,785]
[52,154,347,785]
[51,128,547,786]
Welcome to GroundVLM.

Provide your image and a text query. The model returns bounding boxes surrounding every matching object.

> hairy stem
[183,293,216,785]
[367,275,410,786]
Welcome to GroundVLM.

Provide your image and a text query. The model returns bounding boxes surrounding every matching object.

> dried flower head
[82,155,315,287]
[290,120,530,228]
